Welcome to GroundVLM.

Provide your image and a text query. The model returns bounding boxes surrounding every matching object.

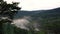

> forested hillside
[13,7,60,34]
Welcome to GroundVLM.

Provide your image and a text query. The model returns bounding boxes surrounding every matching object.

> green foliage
[0,0,21,19]
[14,25,28,34]
[37,31,45,34]
[40,14,60,34]
[0,0,21,34]
[3,23,14,34]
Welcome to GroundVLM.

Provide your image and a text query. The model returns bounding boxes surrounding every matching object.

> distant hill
[14,7,60,19]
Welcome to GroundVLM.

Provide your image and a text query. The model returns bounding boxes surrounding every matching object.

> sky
[4,0,60,11]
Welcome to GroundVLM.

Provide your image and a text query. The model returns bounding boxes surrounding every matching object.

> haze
[4,0,60,11]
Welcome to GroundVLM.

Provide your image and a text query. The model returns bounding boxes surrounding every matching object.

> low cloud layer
[12,16,31,30]
[12,16,40,31]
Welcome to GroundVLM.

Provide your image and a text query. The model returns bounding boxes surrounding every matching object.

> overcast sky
[4,0,60,11]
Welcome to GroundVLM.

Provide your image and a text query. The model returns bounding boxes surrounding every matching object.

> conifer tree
[0,0,21,34]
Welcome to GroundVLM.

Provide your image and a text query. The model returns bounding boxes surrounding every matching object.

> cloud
[12,16,31,30]
[4,0,21,4]
[4,0,60,11]
[19,0,60,10]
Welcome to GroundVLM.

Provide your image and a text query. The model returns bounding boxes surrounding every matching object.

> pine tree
[0,0,21,34]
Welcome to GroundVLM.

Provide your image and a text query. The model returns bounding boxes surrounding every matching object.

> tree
[40,14,60,34]
[0,0,21,34]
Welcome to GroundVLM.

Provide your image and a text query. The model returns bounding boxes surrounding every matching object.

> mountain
[14,11,42,19]
[14,7,60,19]
[13,7,60,30]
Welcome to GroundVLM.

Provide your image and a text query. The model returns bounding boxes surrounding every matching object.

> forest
[0,0,60,34]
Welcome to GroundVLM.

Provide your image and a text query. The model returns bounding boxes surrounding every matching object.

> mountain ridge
[14,7,60,19]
